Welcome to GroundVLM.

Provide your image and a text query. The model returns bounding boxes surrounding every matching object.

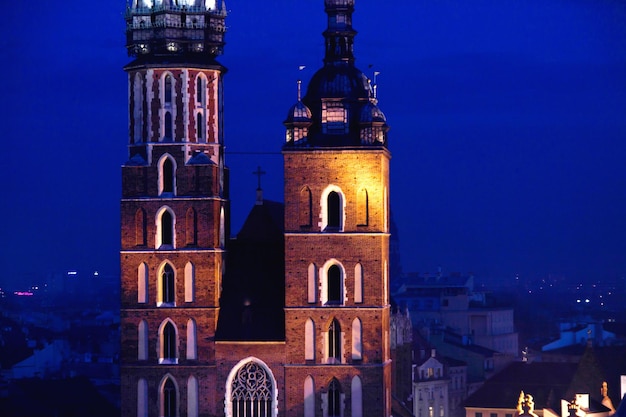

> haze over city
[2,0,626,288]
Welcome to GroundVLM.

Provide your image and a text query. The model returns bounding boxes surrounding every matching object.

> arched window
[307,263,317,303]
[184,262,195,303]
[327,265,342,305]
[351,376,363,417]
[327,192,340,229]
[164,111,173,141]
[188,376,199,417]
[157,207,175,249]
[186,208,197,246]
[196,112,204,142]
[138,320,148,360]
[159,320,178,364]
[227,359,277,417]
[158,263,175,306]
[299,186,312,227]
[357,188,368,226]
[135,208,147,246]
[321,186,344,231]
[219,206,225,248]
[304,376,315,417]
[164,74,173,105]
[162,158,174,194]
[160,376,178,417]
[327,319,342,364]
[196,75,205,105]
[352,318,362,360]
[326,378,342,417]
[138,262,148,304]
[138,378,148,417]
[354,263,363,304]
[186,318,197,360]
[305,318,315,361]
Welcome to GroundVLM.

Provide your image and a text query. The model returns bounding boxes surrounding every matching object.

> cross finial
[253,166,266,190]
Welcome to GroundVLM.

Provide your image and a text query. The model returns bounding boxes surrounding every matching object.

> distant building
[542,322,616,351]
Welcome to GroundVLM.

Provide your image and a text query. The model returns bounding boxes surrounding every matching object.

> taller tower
[120,1,228,416]
[282,1,392,416]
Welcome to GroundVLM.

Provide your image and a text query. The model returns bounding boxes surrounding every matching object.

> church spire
[323,0,357,65]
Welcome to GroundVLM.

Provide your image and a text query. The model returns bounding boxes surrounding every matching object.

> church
[120,1,393,416]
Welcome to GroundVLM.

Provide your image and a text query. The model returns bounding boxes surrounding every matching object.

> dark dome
[360,100,387,123]
[303,64,371,103]
[284,101,312,124]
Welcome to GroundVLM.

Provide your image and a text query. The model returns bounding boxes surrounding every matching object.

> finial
[297,66,306,101]
[253,166,266,205]
[373,71,380,99]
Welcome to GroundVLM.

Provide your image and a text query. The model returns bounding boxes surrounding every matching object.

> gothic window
[327,192,340,229]
[158,263,175,306]
[164,112,173,141]
[196,76,204,105]
[186,208,197,246]
[357,188,368,226]
[351,318,362,360]
[196,112,204,142]
[161,377,177,417]
[327,319,341,364]
[327,379,342,417]
[161,157,175,194]
[299,186,312,227]
[307,263,317,303]
[133,73,144,144]
[228,360,275,417]
[188,376,199,417]
[186,318,197,360]
[354,263,363,303]
[327,265,342,305]
[137,262,148,304]
[138,378,148,417]
[304,376,315,417]
[138,320,148,360]
[164,74,173,105]
[135,208,147,246]
[184,262,195,303]
[219,206,225,248]
[305,318,315,361]
[351,376,363,417]
[156,207,175,249]
[159,320,178,364]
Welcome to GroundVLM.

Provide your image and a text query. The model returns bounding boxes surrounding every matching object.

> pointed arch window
[196,112,205,142]
[326,379,342,417]
[164,112,173,141]
[157,208,175,249]
[138,320,148,360]
[184,262,195,303]
[352,317,363,360]
[188,376,199,417]
[135,208,147,246]
[159,320,178,364]
[138,378,148,417]
[161,377,177,417]
[327,192,340,229]
[186,318,197,360]
[164,74,173,105]
[307,263,317,304]
[158,263,175,306]
[351,376,363,417]
[228,360,276,417]
[305,318,315,361]
[138,262,148,304]
[196,76,205,105]
[304,376,315,417]
[162,158,174,194]
[327,319,342,364]
[327,265,342,305]
[133,73,144,144]
[354,263,363,304]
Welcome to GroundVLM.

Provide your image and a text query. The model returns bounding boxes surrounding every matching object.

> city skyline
[2,0,626,287]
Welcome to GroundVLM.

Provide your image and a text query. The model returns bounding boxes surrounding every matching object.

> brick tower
[119,1,228,416]
[282,0,392,416]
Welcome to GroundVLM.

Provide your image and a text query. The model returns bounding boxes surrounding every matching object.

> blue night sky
[1,0,625,288]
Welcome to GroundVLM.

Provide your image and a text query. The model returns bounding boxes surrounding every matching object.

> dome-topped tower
[285,0,388,147]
